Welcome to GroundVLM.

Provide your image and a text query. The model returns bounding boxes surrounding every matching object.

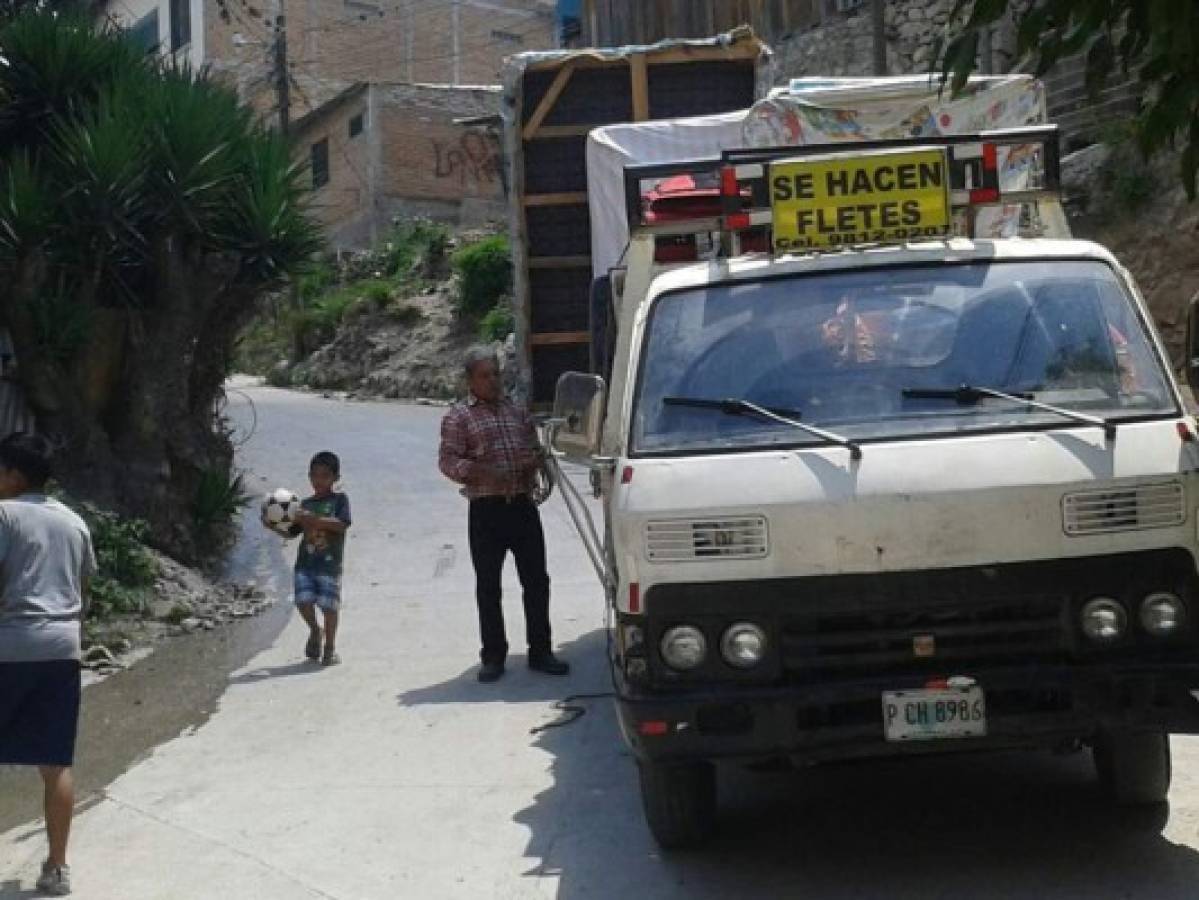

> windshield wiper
[901,384,1116,439]
[662,396,863,459]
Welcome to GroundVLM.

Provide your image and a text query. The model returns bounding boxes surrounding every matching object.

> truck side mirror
[551,372,606,461]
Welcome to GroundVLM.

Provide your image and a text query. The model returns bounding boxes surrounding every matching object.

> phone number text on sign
[770,147,952,251]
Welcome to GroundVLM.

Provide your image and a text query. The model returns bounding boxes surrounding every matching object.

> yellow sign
[769,148,951,251]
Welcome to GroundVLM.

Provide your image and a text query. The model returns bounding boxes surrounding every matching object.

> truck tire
[1093,730,1171,805]
[637,759,716,849]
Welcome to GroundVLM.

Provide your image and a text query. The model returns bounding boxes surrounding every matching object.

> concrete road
[5,383,1199,898]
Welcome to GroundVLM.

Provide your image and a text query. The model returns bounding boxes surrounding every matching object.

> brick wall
[177,0,554,121]
[282,0,553,109]
[297,82,505,249]
[296,87,372,245]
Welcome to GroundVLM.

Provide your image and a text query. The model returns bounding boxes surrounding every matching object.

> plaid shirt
[439,394,539,500]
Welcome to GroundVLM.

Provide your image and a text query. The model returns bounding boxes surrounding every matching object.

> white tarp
[586,111,747,276]
[586,74,1055,278]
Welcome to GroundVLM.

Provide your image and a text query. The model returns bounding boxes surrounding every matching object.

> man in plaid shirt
[439,346,570,683]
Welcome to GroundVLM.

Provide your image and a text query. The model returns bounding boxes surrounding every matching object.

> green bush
[385,219,451,279]
[313,288,357,327]
[234,317,290,375]
[452,236,512,317]
[297,263,337,304]
[191,467,250,537]
[82,504,157,587]
[286,287,358,355]
[478,301,515,342]
[359,279,393,310]
[67,501,158,619]
[265,363,293,387]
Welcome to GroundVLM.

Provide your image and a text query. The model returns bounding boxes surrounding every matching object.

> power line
[291,17,551,75]
[302,0,554,31]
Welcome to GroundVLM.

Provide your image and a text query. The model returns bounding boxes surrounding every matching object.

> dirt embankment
[297,283,477,401]
[1063,143,1199,362]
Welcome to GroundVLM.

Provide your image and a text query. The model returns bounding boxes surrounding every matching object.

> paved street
[5,383,1199,898]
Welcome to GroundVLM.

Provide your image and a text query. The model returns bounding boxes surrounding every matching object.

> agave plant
[0,9,323,560]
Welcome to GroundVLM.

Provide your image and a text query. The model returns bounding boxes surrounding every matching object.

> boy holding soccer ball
[285,451,351,665]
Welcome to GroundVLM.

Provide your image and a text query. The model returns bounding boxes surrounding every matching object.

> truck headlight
[1141,592,1185,636]
[1081,597,1127,643]
[660,625,707,671]
[721,622,767,668]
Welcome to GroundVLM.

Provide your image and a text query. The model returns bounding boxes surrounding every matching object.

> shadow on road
[394,625,1199,897]
[0,880,38,899]
[428,629,1199,900]
[228,660,326,684]
[396,629,612,708]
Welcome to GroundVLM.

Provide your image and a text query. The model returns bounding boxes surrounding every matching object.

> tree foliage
[0,10,322,557]
[938,0,1199,196]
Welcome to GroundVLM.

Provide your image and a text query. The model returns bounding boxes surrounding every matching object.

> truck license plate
[882,686,986,741]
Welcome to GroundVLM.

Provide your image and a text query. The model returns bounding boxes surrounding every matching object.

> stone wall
[773,0,1021,80]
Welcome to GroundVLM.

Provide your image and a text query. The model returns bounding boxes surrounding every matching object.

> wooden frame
[508,31,767,405]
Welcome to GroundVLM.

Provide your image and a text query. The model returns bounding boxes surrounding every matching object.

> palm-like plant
[0,9,322,560]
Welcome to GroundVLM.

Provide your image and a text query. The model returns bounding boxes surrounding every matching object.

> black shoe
[528,654,570,676]
[478,661,505,683]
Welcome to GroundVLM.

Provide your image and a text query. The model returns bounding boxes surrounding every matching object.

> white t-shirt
[0,495,97,662]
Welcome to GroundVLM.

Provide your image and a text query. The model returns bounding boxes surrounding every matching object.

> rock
[150,598,194,622]
[1061,143,1111,210]
[180,617,203,632]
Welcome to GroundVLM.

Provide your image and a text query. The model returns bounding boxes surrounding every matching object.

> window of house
[348,113,364,138]
[490,29,523,44]
[311,139,330,189]
[344,0,381,19]
[130,10,160,56]
[170,0,191,50]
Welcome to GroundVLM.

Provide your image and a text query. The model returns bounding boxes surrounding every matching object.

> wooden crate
[506,30,769,406]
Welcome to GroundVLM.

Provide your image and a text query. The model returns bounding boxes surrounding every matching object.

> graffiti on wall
[431,131,502,191]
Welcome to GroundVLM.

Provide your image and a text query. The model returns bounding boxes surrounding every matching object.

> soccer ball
[261,488,301,536]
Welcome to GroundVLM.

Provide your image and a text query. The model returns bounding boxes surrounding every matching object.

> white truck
[541,80,1199,849]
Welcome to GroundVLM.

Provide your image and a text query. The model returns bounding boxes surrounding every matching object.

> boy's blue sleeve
[336,493,352,527]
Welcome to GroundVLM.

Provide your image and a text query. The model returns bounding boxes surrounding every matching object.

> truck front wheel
[1093,730,1172,805]
[637,759,716,849]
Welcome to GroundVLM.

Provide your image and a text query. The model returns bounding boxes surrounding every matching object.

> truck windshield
[633,260,1176,454]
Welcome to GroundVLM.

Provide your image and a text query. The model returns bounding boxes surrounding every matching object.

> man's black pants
[468,495,551,665]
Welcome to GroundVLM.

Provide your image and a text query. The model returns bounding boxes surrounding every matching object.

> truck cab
[547,127,1199,848]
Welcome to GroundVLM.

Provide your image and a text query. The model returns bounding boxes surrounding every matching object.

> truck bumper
[616,665,1199,764]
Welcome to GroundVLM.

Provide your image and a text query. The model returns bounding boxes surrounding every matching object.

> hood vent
[1063,482,1185,536]
[646,516,769,562]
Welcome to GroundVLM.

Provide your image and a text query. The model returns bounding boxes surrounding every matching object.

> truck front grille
[780,594,1067,679]
[1062,481,1185,535]
[645,516,769,562]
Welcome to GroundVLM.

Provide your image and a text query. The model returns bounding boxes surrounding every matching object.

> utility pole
[274,13,290,136]
[871,0,886,76]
